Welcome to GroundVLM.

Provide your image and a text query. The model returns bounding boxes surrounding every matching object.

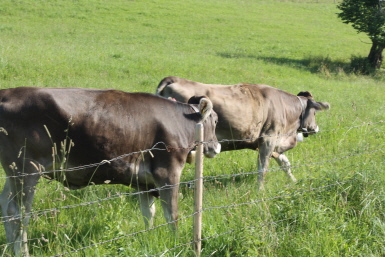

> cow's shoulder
[0,87,58,115]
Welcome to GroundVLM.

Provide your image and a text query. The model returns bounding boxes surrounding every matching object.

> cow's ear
[187,95,213,121]
[198,97,213,122]
[311,100,330,111]
[317,102,330,111]
[297,91,313,98]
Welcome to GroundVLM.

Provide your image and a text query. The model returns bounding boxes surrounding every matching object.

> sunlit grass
[0,0,385,256]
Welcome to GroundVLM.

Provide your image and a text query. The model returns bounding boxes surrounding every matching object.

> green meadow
[1,0,385,256]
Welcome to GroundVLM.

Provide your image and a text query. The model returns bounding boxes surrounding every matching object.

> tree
[337,0,385,70]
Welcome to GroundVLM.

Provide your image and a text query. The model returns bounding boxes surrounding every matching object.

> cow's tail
[156,76,178,96]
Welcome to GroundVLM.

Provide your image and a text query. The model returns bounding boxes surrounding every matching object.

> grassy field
[1,0,385,256]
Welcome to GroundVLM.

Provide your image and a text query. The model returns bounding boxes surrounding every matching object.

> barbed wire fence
[0,119,383,256]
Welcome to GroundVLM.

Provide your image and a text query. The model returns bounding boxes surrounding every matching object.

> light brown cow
[0,88,220,256]
[156,76,330,190]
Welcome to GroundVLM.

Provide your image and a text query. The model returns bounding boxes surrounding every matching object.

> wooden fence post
[193,123,204,257]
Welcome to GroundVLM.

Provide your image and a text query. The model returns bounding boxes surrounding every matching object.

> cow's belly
[215,122,261,151]
[49,158,155,189]
[275,135,297,153]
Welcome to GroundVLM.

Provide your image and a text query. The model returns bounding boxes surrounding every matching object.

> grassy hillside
[1,0,385,256]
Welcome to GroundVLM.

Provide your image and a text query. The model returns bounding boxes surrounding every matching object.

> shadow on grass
[257,56,348,74]
[217,51,377,76]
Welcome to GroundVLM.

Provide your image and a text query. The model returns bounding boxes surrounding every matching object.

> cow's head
[188,96,221,158]
[297,91,330,137]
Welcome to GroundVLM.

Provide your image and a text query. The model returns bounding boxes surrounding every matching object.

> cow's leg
[138,192,156,228]
[257,139,276,190]
[0,177,21,253]
[0,165,39,257]
[153,165,181,230]
[272,152,297,183]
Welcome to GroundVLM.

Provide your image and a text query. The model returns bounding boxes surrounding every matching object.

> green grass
[1,0,385,256]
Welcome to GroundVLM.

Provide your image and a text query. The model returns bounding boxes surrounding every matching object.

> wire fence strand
[51,178,350,256]
[0,119,383,255]
[0,119,382,180]
[1,140,382,224]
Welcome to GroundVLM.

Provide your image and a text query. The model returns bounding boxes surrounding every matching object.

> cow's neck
[297,96,306,132]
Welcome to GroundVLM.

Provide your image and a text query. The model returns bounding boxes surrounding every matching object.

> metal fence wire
[0,119,383,256]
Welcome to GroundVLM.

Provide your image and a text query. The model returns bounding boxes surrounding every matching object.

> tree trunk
[368,42,384,69]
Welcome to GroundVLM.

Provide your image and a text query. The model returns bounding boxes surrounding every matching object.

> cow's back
[157,77,279,150]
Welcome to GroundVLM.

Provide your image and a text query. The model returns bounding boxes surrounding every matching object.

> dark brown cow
[0,87,220,256]
[156,76,330,190]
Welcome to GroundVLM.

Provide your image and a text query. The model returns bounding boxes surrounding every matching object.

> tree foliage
[337,0,385,70]
[338,0,385,43]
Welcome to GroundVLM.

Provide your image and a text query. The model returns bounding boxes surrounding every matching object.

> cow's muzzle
[300,126,319,137]
[298,127,308,137]
[205,142,221,158]
[186,142,221,163]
